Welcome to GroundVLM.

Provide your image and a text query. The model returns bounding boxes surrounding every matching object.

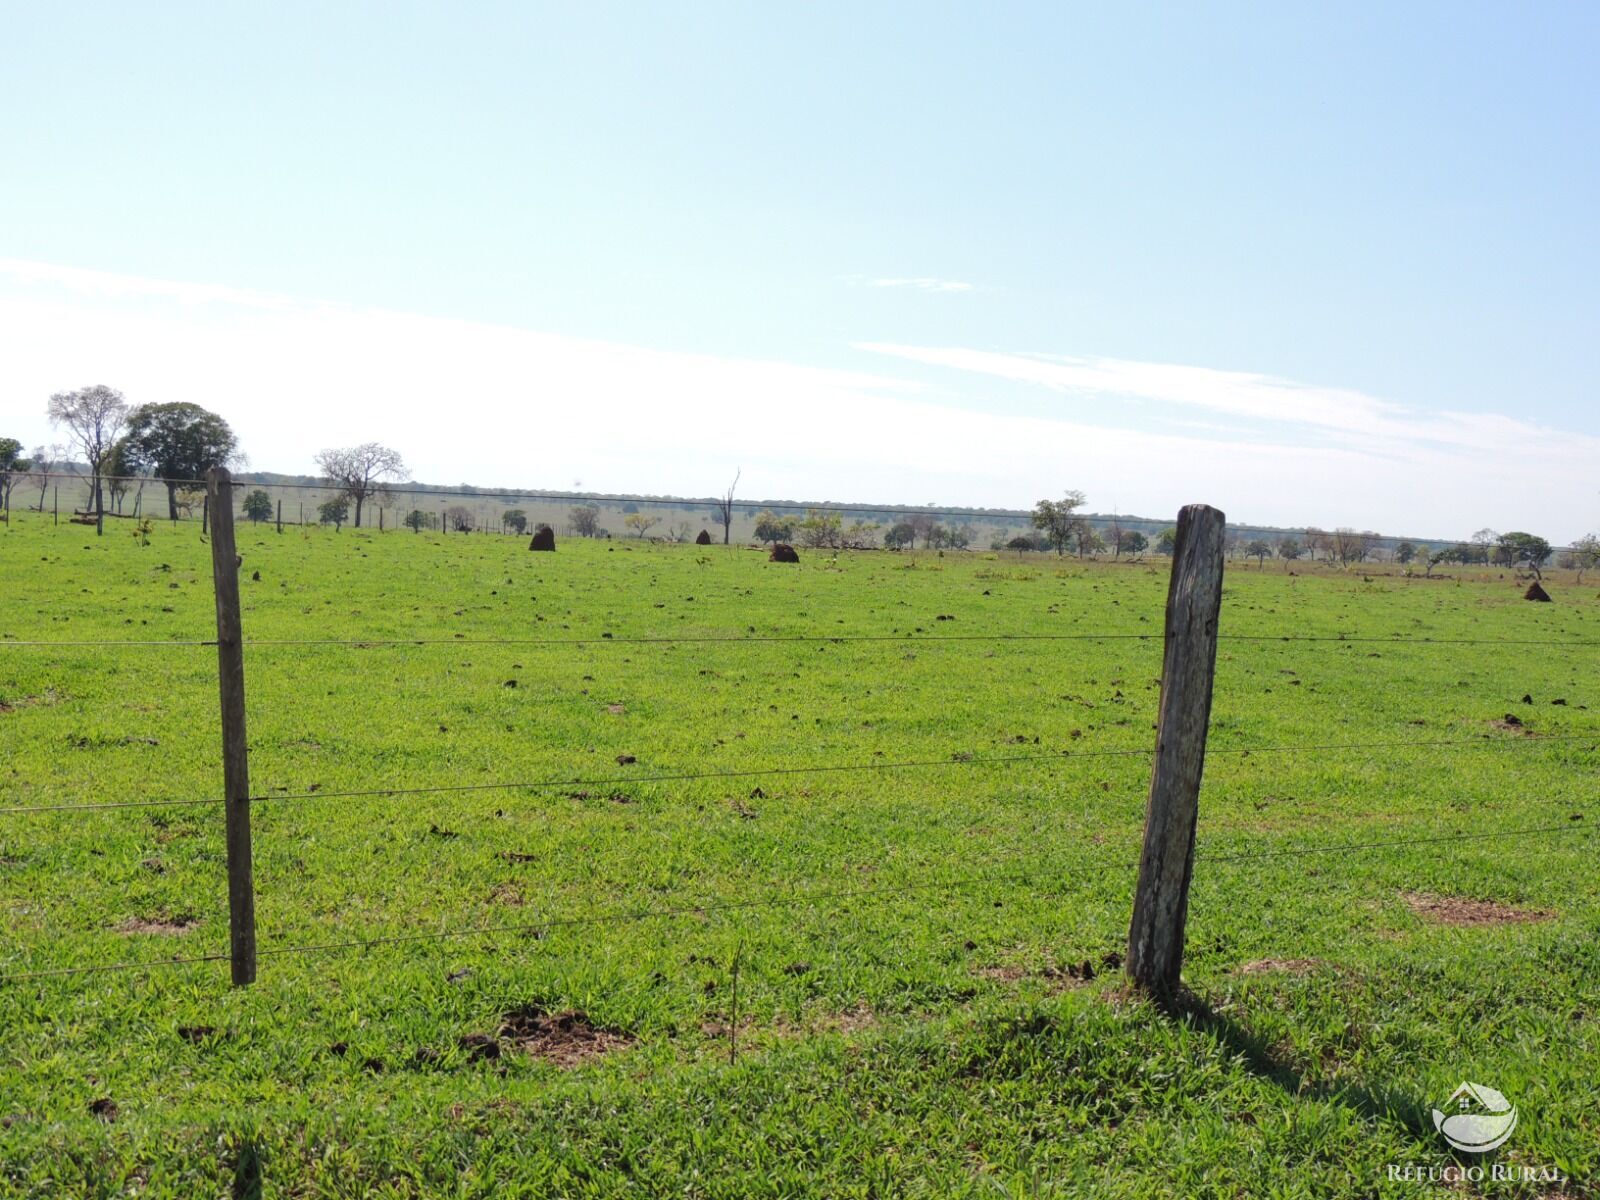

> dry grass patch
[1403,892,1550,926]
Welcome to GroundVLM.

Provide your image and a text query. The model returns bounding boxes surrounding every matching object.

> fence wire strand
[2,732,1594,817]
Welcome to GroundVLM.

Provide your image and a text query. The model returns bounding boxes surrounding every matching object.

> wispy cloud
[854,343,1600,465]
[847,275,977,293]
[1,261,1594,540]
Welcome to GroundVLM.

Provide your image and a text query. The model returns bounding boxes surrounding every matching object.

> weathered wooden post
[201,494,209,536]
[1127,503,1226,996]
[275,499,282,534]
[204,468,257,986]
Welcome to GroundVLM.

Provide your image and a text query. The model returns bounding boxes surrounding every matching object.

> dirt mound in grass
[494,1006,633,1066]
[695,529,712,545]
[769,543,800,563]
[1524,581,1552,601]
[1403,892,1549,926]
[528,526,555,551]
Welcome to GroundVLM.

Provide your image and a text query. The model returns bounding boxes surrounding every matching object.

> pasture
[1,513,1598,1197]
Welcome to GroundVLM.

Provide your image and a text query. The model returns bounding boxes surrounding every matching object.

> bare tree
[48,385,129,535]
[711,469,741,545]
[569,504,601,537]
[314,443,407,528]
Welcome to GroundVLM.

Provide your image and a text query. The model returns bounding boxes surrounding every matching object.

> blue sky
[3,2,1597,539]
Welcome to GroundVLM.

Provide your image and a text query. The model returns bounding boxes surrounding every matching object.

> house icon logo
[1432,1081,1518,1152]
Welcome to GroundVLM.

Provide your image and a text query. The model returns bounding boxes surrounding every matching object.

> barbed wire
[2,732,1592,817]
[3,631,1598,649]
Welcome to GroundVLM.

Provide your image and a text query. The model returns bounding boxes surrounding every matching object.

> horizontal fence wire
[7,818,1594,984]
[4,631,1600,648]
[2,732,1594,817]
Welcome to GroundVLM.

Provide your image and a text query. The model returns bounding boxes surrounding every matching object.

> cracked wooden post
[205,467,257,986]
[1127,503,1226,996]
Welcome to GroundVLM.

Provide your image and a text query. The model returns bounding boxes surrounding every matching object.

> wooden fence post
[204,467,257,986]
[276,499,282,534]
[1127,503,1226,996]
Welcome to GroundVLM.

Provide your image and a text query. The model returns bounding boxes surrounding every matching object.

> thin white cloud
[855,342,1600,466]
[1,261,1594,541]
[853,276,976,293]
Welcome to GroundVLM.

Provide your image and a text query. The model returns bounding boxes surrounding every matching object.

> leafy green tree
[242,490,274,523]
[1120,530,1148,557]
[1570,533,1600,583]
[1245,538,1272,566]
[883,521,916,549]
[1030,491,1086,556]
[502,509,529,535]
[0,437,28,510]
[1276,537,1301,561]
[1497,531,1552,578]
[1154,527,1178,556]
[797,509,842,549]
[753,509,795,544]
[122,402,239,521]
[404,509,436,532]
[1394,540,1416,564]
[318,497,349,529]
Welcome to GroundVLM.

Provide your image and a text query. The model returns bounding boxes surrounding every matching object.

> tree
[1155,527,1177,556]
[1030,491,1087,556]
[404,509,436,532]
[242,490,274,523]
[1469,528,1498,566]
[883,521,916,549]
[0,438,27,511]
[797,509,842,549]
[1245,538,1272,566]
[313,443,406,528]
[318,497,350,529]
[1115,528,1148,558]
[121,402,240,521]
[711,469,740,545]
[47,385,129,534]
[1497,531,1552,578]
[1275,538,1301,562]
[502,509,529,535]
[753,509,795,544]
[569,504,601,537]
[445,505,475,532]
[624,512,659,538]
[1394,540,1417,564]
[1569,534,1600,583]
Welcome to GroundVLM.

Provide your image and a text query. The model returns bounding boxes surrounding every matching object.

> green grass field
[2,513,1598,1198]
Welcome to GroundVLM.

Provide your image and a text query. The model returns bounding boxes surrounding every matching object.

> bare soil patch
[486,1006,634,1066]
[1403,892,1549,926]
[116,914,199,936]
[1233,958,1324,976]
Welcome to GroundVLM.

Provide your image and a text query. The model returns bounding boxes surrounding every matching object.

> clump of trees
[569,504,601,537]
[502,509,529,535]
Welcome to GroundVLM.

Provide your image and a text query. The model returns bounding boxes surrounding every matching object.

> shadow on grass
[230,1135,263,1200]
[1150,984,1433,1138]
